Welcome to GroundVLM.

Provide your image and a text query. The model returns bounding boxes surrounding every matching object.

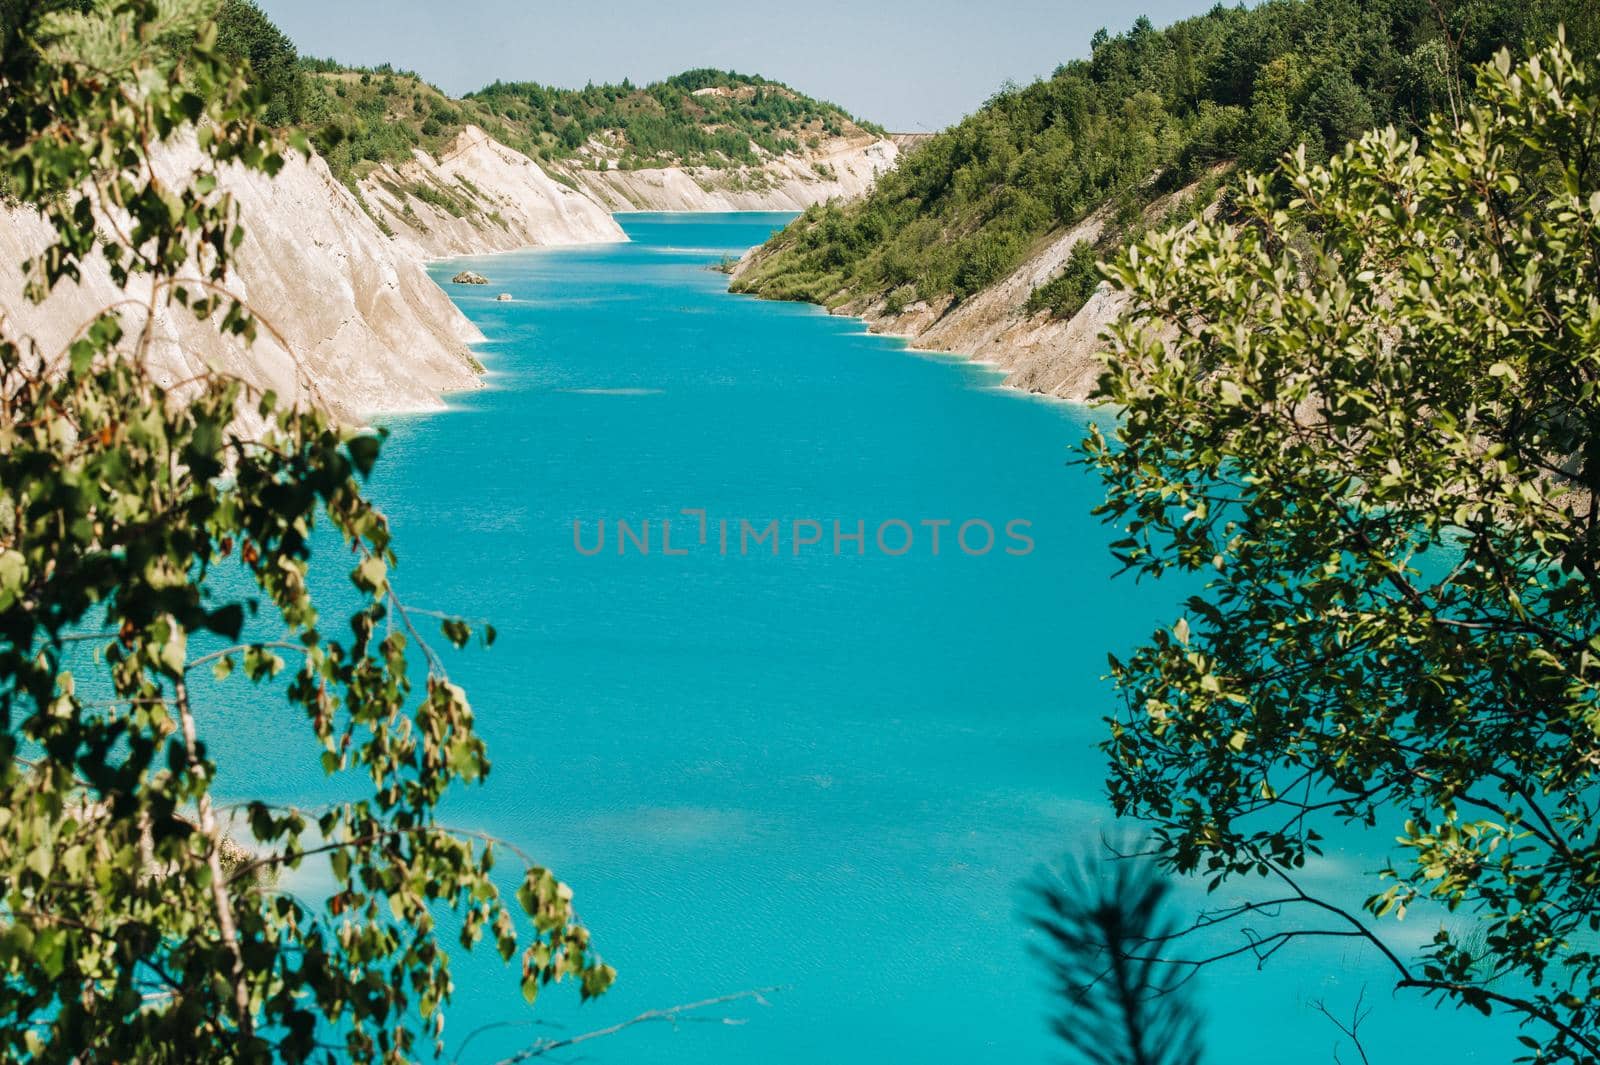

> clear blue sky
[255,0,1225,131]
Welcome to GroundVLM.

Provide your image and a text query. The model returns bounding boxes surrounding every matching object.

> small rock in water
[451,270,489,285]
[496,292,513,301]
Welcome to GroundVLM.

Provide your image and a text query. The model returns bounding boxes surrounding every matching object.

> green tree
[1300,65,1376,157]
[734,0,1600,318]
[215,0,304,126]
[0,2,611,1060]
[1088,34,1600,1061]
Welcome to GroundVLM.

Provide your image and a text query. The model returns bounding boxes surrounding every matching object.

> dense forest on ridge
[731,0,1600,316]
[209,0,882,185]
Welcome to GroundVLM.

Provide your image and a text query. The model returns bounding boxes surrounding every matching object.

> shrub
[884,283,917,315]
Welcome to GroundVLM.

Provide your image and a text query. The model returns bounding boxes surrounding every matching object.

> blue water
[212,214,1519,1062]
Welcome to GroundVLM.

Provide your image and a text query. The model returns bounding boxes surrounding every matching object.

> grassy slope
[731,0,1600,319]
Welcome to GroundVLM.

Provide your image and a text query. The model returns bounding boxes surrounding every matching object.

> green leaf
[206,603,244,639]
[353,555,387,595]
[346,433,382,478]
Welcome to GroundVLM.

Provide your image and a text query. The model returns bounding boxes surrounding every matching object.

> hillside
[211,0,898,213]
[210,1,898,228]
[0,1,904,426]
[312,67,898,221]
[0,136,484,429]
[209,7,902,238]
[731,0,1600,399]
[467,70,886,171]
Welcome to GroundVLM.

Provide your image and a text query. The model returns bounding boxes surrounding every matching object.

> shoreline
[610,208,807,216]
[391,211,1094,431]
[414,236,632,265]
[726,283,1095,411]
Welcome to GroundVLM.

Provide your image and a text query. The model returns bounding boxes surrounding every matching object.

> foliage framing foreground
[0,2,613,1061]
[1090,34,1600,1062]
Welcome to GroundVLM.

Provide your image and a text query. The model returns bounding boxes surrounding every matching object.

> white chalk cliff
[0,140,484,425]
[564,133,900,212]
[1,126,901,422]
[355,126,626,258]
[836,209,1122,404]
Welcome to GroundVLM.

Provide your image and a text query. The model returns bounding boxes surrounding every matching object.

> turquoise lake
[214,213,1519,1062]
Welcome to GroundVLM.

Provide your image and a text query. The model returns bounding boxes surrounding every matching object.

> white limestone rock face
[357,126,626,258]
[0,138,485,425]
[848,209,1121,404]
[568,134,900,212]
[0,123,910,425]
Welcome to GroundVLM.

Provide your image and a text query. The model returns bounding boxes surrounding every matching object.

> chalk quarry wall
[1,126,902,420]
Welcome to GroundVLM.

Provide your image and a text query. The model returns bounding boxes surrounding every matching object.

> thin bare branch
[472,988,782,1065]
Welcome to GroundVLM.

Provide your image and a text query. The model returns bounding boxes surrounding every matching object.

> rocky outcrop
[452,271,490,285]
[562,134,899,212]
[356,125,625,258]
[0,139,485,425]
